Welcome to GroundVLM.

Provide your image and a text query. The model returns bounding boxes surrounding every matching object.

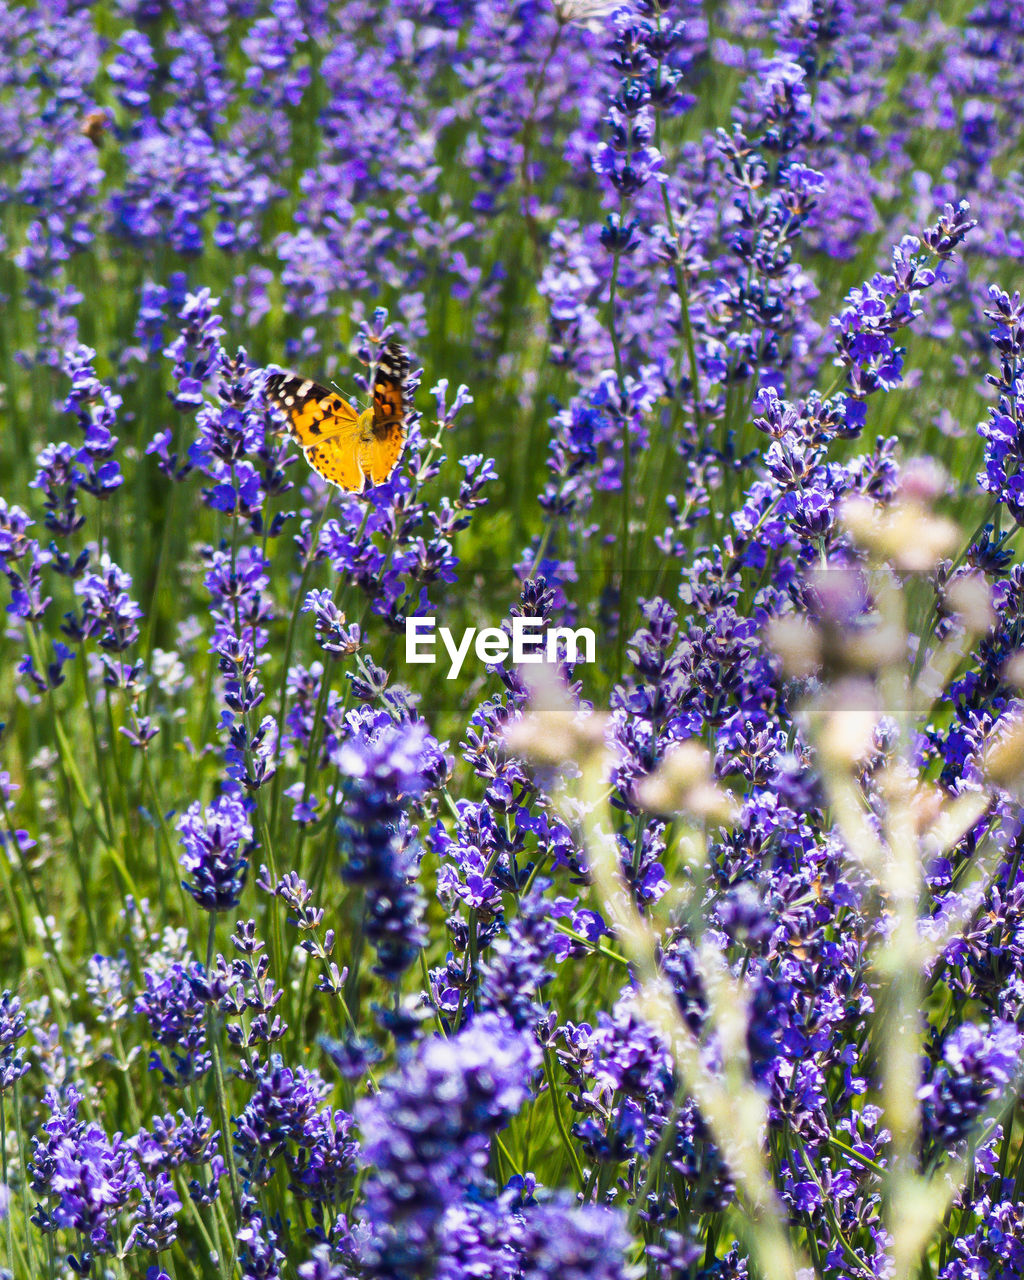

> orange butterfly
[264,341,409,493]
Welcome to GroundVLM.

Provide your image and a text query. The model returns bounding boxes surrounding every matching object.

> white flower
[553,0,625,29]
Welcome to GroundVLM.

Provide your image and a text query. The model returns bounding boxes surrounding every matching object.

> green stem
[518,18,566,267]
[1,1102,12,1278]
[542,1043,586,1192]
[268,496,336,833]
[205,917,242,1224]
[12,1079,37,1275]
[26,624,113,851]
[0,795,74,993]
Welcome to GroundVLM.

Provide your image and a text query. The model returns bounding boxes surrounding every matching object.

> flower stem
[206,916,242,1223]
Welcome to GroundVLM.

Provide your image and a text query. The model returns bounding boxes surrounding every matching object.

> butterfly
[264,341,410,493]
[80,110,108,147]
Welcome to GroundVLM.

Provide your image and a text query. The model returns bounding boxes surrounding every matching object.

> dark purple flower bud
[610,16,654,78]
[612,77,651,116]
[17,641,75,693]
[922,200,977,258]
[600,213,641,255]
[606,105,654,152]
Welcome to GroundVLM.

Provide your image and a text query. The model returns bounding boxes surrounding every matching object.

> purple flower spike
[358,1014,538,1277]
[336,716,443,984]
[177,794,254,913]
[0,992,29,1093]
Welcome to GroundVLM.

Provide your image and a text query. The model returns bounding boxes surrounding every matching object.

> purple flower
[430,378,473,429]
[357,1014,538,1278]
[336,716,441,984]
[177,794,254,912]
[831,206,976,414]
[61,345,123,496]
[919,1020,1022,1161]
[30,442,85,539]
[237,1205,286,1280]
[0,992,29,1092]
[67,557,143,653]
[478,888,557,1031]
[30,1084,137,1265]
[941,1196,1024,1280]
[134,962,212,1088]
[515,1201,634,1280]
[288,1104,359,1210]
[978,285,1024,522]
[124,1172,181,1253]
[130,1107,221,1181]
[166,289,224,398]
[592,139,664,196]
[233,1054,328,1186]
[301,589,361,656]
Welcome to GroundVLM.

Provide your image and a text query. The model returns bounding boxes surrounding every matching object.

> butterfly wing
[264,371,360,447]
[361,341,409,486]
[371,342,409,427]
[303,438,366,492]
[359,421,406,487]
[264,371,366,492]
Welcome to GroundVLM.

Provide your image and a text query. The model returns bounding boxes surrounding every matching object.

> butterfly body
[264,341,409,493]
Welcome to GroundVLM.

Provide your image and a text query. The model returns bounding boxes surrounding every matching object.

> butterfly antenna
[328,380,371,412]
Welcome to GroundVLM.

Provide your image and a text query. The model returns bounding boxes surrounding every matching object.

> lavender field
[3,2,1024,1278]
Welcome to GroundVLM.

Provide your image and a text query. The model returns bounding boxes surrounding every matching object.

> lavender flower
[177,794,254,912]
[135,962,212,1088]
[30,1085,136,1268]
[336,715,441,984]
[302,589,361,656]
[515,1201,634,1280]
[357,1014,538,1279]
[4,5,1024,1277]
[919,1020,1021,1162]
[233,1055,328,1186]
[0,992,29,1093]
